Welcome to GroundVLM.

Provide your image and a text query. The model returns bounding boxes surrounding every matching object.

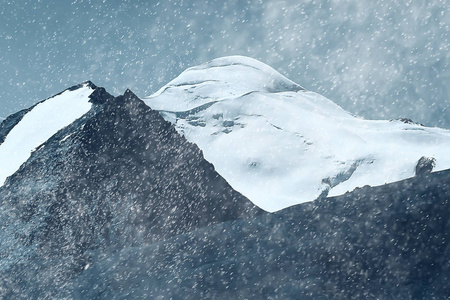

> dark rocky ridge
[2,165,450,299]
[0,83,263,273]
[67,169,449,299]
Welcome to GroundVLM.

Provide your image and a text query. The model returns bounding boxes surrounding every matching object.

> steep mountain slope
[3,167,450,299]
[77,169,450,299]
[145,56,450,212]
[0,82,262,273]
[0,83,94,186]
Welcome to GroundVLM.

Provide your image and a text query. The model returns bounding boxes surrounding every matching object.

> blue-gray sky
[1,0,449,128]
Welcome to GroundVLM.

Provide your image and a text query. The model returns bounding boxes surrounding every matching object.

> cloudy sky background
[1,0,449,128]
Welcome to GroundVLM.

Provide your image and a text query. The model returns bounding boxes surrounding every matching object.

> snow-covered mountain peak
[144,57,450,212]
[0,82,95,186]
[146,56,303,111]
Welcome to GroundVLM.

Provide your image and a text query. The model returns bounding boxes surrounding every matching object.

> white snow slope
[145,56,450,212]
[0,83,94,187]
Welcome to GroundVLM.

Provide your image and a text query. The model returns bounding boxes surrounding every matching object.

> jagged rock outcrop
[415,156,436,176]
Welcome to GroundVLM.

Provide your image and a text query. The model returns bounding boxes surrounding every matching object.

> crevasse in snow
[145,56,450,212]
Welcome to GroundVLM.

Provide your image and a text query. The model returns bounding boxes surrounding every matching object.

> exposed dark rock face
[69,169,449,300]
[415,156,436,175]
[2,167,450,299]
[0,84,262,279]
[390,117,424,126]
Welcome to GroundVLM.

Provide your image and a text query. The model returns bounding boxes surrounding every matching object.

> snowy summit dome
[145,56,450,212]
[147,56,303,111]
